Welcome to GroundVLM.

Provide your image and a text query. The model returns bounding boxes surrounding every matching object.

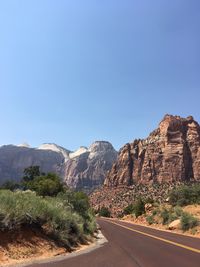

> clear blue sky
[0,0,199,150]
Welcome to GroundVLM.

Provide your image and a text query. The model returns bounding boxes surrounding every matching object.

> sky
[0,0,199,151]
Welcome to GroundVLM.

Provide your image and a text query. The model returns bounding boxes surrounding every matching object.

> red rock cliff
[104,115,200,186]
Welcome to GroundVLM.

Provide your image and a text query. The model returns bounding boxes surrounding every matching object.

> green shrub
[146,215,154,225]
[99,206,111,217]
[23,173,65,197]
[180,212,199,231]
[144,197,154,204]
[134,198,145,218]
[123,198,145,218]
[152,208,159,216]
[161,208,170,224]
[160,207,179,225]
[169,184,200,207]
[0,181,20,191]
[174,206,183,217]
[0,189,96,248]
[123,204,135,215]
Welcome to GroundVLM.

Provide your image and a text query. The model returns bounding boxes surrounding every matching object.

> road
[29,218,200,267]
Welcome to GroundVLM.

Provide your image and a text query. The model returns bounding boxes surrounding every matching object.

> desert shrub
[123,198,145,218]
[152,208,159,216]
[0,189,96,248]
[173,206,183,217]
[123,204,135,215]
[160,207,180,225]
[99,206,111,217]
[134,198,145,218]
[144,197,154,204]
[169,184,200,206]
[180,212,199,231]
[160,208,170,224]
[146,215,154,225]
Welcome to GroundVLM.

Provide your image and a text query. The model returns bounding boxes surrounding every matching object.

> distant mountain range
[0,141,117,191]
[1,114,199,193]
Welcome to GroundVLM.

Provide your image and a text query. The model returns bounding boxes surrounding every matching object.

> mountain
[0,141,117,191]
[0,145,64,184]
[104,115,200,187]
[62,141,118,191]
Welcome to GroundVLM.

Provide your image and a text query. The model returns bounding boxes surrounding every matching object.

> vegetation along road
[29,217,200,267]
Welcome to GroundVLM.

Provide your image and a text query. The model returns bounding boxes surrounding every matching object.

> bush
[169,184,200,207]
[134,198,145,218]
[160,207,179,225]
[144,197,154,204]
[57,191,96,234]
[146,215,154,225]
[99,206,111,217]
[123,198,145,218]
[0,189,96,248]
[180,212,199,231]
[0,181,20,191]
[160,208,170,225]
[23,173,65,197]
[123,204,135,215]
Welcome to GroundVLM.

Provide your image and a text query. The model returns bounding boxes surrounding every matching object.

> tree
[0,181,20,191]
[23,166,41,182]
[70,191,90,218]
[24,172,65,197]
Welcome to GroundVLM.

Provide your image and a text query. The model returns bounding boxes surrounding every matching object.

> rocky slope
[0,141,117,191]
[104,115,200,186]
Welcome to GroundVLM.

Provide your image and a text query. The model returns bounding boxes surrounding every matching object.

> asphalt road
[29,218,200,267]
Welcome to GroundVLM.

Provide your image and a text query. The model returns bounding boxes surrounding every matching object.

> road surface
[29,218,200,267]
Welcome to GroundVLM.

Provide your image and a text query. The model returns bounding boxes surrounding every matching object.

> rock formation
[104,115,200,186]
[0,141,117,191]
[62,141,117,191]
[0,145,64,184]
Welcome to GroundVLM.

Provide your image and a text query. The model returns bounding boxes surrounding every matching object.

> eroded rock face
[62,141,117,191]
[104,115,200,187]
[0,141,117,191]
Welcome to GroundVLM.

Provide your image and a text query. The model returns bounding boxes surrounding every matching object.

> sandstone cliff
[104,115,200,186]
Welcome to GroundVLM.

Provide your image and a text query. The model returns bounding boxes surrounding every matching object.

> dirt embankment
[0,226,67,267]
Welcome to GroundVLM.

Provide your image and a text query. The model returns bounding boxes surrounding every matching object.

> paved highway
[29,218,200,267]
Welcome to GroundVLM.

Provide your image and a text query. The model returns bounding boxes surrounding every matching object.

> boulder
[168,219,181,230]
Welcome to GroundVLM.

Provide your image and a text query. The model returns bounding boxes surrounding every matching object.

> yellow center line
[102,219,200,254]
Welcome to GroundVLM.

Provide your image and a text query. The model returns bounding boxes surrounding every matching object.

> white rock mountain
[0,141,117,191]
